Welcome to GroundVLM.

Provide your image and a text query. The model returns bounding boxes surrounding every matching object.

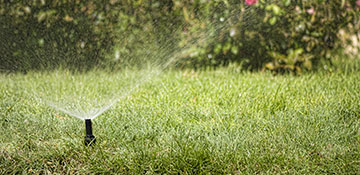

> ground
[0,68,359,174]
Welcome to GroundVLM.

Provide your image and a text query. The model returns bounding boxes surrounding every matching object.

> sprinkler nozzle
[84,119,96,146]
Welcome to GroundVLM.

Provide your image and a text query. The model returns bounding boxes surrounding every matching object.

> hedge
[0,0,359,72]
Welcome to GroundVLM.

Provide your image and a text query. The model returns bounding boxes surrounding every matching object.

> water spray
[84,119,96,146]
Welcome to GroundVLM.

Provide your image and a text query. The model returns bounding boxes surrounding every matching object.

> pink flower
[245,0,258,5]
[356,0,360,6]
[306,8,314,15]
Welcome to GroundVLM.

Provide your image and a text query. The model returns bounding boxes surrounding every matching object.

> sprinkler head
[84,119,96,146]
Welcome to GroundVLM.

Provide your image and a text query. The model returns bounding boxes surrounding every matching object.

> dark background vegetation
[0,0,359,72]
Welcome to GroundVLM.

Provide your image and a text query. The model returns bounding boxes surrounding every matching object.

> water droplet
[295,24,304,32]
[114,50,120,60]
[190,52,198,57]
[80,42,85,48]
[39,39,44,46]
[230,28,236,37]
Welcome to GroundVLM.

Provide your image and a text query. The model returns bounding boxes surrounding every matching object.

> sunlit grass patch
[0,69,359,174]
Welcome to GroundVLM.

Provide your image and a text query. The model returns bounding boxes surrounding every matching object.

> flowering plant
[245,0,258,5]
[184,0,360,72]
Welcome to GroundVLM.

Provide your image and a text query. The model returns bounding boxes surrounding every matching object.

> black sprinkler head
[84,119,96,146]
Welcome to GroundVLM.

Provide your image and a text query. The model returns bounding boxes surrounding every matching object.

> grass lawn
[0,68,360,174]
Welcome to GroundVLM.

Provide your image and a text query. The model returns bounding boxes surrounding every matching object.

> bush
[0,0,119,72]
[1,0,359,72]
[179,0,360,72]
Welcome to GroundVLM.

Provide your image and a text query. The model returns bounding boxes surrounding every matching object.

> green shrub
[0,0,119,72]
[180,0,360,72]
[1,0,359,72]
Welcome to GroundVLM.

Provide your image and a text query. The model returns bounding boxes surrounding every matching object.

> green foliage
[0,0,359,72]
[181,0,360,72]
[0,0,119,72]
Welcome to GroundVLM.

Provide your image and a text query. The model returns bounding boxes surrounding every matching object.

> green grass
[1,68,360,174]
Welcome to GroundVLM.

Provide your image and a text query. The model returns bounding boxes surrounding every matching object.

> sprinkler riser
[84,119,96,146]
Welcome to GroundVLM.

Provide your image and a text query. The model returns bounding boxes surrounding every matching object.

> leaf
[222,42,231,54]
[294,48,304,56]
[214,44,222,54]
[231,46,239,55]
[268,51,286,61]
[183,7,190,22]
[266,4,282,15]
[37,10,57,23]
[283,0,291,6]
[23,6,31,14]
[64,15,73,22]
[272,5,281,15]
[37,12,46,22]
[304,59,312,70]
[341,0,345,8]
[269,17,277,25]
[265,63,275,70]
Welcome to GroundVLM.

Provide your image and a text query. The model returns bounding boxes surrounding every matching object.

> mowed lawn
[1,68,359,174]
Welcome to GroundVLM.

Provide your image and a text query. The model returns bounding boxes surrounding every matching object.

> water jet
[84,119,96,146]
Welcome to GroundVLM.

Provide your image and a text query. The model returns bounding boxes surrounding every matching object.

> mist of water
[6,4,260,120]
